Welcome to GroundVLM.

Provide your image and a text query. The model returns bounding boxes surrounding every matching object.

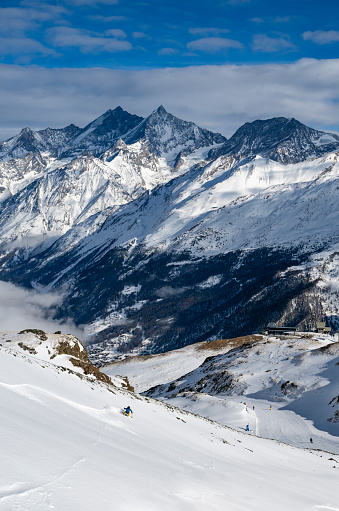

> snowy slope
[10,147,337,348]
[104,336,262,393]
[106,333,339,454]
[0,333,338,511]
[0,108,225,253]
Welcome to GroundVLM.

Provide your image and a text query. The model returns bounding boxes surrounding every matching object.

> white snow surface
[0,333,338,510]
[105,340,242,393]
[105,334,339,456]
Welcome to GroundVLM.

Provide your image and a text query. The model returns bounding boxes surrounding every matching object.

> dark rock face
[209,117,339,163]
[59,107,144,158]
[4,238,325,359]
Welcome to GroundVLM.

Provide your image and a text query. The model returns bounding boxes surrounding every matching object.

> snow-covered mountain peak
[66,107,144,156]
[0,127,42,159]
[210,116,339,164]
[124,106,226,163]
[101,137,128,160]
[151,104,168,117]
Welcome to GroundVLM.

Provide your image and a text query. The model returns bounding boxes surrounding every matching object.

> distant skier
[246,424,250,431]
[269,405,272,410]
[310,438,313,444]
[123,406,133,417]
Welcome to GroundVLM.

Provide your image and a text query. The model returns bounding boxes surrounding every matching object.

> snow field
[108,335,339,454]
[1,345,338,511]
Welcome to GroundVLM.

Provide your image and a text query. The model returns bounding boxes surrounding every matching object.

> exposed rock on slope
[0,329,112,384]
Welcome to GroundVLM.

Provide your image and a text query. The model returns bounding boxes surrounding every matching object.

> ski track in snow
[1,349,338,510]
[0,404,109,507]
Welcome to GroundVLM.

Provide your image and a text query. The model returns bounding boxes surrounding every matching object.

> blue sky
[0,0,338,139]
[1,0,338,68]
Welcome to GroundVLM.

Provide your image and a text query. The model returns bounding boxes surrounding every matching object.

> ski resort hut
[316,322,326,333]
[265,324,298,335]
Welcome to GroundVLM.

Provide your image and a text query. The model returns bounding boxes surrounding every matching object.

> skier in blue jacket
[123,406,133,417]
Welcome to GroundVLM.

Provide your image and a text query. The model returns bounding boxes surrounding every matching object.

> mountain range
[0,106,338,361]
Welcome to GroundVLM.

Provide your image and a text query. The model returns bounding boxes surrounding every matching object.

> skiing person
[310,438,313,444]
[123,406,133,417]
[246,424,250,431]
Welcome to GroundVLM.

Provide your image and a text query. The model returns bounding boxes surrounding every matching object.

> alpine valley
[0,106,339,362]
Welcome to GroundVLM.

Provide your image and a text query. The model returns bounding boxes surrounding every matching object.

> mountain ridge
[0,107,338,360]
[209,116,339,163]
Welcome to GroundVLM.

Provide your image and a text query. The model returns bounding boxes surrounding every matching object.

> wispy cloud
[0,5,66,35]
[250,16,297,25]
[132,31,150,39]
[64,0,119,5]
[274,16,293,23]
[155,286,186,298]
[187,37,244,53]
[104,28,127,39]
[189,27,230,36]
[302,30,339,45]
[250,17,264,23]
[0,37,58,60]
[225,0,251,5]
[158,47,179,56]
[0,5,65,61]
[90,15,126,21]
[252,34,296,52]
[47,26,132,53]
[0,280,83,338]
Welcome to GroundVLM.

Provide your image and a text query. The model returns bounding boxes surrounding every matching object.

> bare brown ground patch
[106,335,263,368]
[196,334,263,351]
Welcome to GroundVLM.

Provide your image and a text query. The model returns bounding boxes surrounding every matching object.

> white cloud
[189,27,230,36]
[250,17,264,23]
[187,37,244,53]
[302,30,339,45]
[132,32,149,39]
[158,47,179,56]
[0,281,83,338]
[0,59,339,141]
[252,34,296,52]
[0,6,65,35]
[226,0,251,5]
[250,16,295,25]
[0,37,58,59]
[65,0,119,4]
[155,286,186,298]
[104,28,127,39]
[91,15,125,22]
[47,26,132,53]
[274,16,293,23]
